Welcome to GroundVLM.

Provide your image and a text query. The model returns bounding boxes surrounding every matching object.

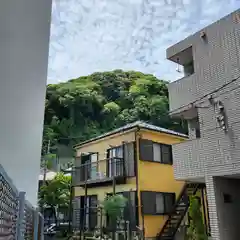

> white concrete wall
[0,0,52,205]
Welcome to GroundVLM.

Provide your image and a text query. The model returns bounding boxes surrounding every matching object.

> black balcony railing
[106,157,125,178]
[73,157,126,186]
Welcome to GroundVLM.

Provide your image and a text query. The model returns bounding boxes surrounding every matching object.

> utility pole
[43,139,51,186]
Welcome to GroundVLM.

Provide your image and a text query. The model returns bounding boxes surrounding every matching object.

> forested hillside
[42,70,185,153]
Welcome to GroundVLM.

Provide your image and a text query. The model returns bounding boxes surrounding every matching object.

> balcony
[172,139,204,181]
[73,157,126,187]
[168,74,199,117]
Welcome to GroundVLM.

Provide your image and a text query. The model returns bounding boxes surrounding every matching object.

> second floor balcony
[167,44,199,117]
[168,73,198,117]
[73,157,127,187]
[172,138,204,181]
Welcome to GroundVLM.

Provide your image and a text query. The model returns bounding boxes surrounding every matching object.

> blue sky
[48,0,240,83]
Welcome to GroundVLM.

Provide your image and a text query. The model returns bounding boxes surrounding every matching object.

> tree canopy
[39,172,71,220]
[43,70,186,151]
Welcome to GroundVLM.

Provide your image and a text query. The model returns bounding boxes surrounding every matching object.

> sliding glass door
[108,146,123,177]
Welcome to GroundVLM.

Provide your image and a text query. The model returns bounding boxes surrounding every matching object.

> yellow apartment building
[72,121,209,239]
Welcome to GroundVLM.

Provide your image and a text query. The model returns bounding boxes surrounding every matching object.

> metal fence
[0,164,44,240]
[72,205,144,240]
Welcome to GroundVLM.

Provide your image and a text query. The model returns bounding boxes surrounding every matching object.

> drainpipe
[135,126,143,234]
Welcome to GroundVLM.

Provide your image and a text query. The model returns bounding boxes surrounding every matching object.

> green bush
[102,194,127,221]
[187,196,207,240]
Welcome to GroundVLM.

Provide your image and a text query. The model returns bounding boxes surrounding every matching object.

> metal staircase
[157,183,199,240]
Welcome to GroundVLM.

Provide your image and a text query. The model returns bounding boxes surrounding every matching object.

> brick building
[167,9,240,240]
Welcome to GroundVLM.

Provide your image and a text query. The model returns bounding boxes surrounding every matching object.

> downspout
[135,126,143,233]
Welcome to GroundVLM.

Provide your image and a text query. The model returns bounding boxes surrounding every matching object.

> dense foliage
[102,194,127,221]
[39,173,71,221]
[43,70,185,152]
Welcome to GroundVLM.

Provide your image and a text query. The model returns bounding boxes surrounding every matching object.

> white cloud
[48,0,240,83]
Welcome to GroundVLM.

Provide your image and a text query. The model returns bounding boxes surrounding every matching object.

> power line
[194,83,240,112]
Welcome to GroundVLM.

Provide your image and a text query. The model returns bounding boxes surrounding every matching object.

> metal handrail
[157,183,199,239]
[73,157,126,182]
[157,184,188,238]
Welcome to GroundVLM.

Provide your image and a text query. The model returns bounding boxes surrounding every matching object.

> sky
[48,0,240,84]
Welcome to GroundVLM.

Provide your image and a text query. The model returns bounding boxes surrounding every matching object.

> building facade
[0,0,52,205]
[72,122,209,239]
[167,9,240,240]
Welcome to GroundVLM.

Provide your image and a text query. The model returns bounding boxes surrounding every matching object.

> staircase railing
[157,183,199,239]
[157,184,188,238]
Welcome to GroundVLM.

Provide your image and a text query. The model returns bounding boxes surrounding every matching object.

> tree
[102,194,127,221]
[101,194,127,234]
[39,172,71,223]
[43,70,187,153]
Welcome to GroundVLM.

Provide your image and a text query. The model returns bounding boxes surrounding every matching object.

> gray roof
[74,121,187,148]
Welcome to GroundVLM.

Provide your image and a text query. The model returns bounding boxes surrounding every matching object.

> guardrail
[0,164,44,240]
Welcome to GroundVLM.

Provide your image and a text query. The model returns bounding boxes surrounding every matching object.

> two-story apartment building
[71,121,209,239]
[167,9,240,240]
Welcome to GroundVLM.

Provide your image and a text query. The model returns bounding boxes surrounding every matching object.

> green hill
[42,70,186,153]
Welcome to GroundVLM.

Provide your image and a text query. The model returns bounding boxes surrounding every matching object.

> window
[141,191,175,215]
[79,153,98,181]
[156,193,164,213]
[80,154,90,181]
[108,146,123,159]
[161,144,173,164]
[107,146,124,177]
[124,142,136,177]
[90,153,98,180]
[153,143,161,162]
[139,139,173,164]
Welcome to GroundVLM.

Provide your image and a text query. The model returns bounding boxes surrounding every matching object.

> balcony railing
[73,157,126,187]
[172,139,204,180]
[168,73,198,115]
